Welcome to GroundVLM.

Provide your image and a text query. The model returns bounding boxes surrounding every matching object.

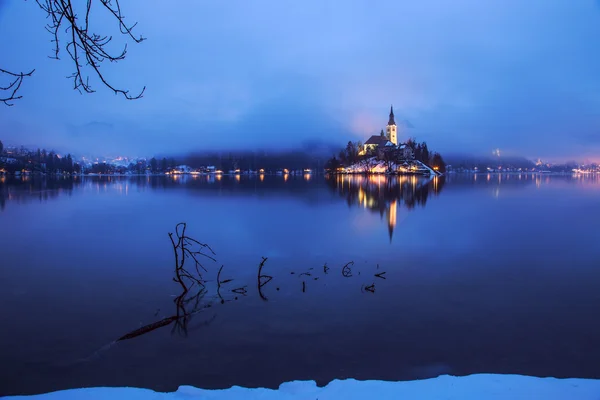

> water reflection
[2,172,600,214]
[0,176,79,211]
[325,174,446,242]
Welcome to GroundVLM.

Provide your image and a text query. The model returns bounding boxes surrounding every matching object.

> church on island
[359,106,413,161]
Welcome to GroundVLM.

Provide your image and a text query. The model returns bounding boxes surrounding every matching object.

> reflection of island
[325,174,446,242]
[3,173,597,214]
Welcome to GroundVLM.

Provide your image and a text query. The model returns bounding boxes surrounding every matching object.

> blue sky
[1,0,599,161]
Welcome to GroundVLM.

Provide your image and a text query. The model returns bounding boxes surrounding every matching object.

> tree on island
[357,149,378,174]
[1,1,145,106]
[430,152,446,173]
[382,147,397,172]
[338,141,360,165]
[324,156,342,173]
[421,142,430,164]
[150,157,158,173]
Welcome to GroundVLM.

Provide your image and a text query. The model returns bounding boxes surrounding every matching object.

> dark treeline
[88,157,179,174]
[0,144,77,174]
[181,150,330,172]
[444,155,584,173]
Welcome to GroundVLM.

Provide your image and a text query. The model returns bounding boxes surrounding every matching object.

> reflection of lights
[388,199,397,232]
[235,174,241,182]
[304,173,311,181]
[284,174,288,182]
[358,186,365,208]
[216,174,222,181]
[260,174,264,182]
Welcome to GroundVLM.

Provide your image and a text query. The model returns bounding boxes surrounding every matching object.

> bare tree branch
[1,0,146,106]
[0,68,35,106]
[169,223,216,293]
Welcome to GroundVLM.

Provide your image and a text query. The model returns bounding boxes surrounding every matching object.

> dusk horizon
[2,0,600,162]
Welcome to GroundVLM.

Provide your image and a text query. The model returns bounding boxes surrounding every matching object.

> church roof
[388,105,396,126]
[365,135,390,146]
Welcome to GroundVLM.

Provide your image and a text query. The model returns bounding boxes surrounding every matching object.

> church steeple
[386,105,398,145]
[388,105,396,126]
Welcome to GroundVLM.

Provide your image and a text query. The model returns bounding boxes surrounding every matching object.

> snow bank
[4,374,600,400]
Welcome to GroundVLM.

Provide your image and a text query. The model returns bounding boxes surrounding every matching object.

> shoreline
[4,374,600,399]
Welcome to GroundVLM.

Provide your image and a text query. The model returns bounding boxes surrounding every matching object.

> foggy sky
[1,0,599,161]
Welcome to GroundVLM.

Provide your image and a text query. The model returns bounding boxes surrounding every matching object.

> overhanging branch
[2,0,145,105]
[0,68,35,106]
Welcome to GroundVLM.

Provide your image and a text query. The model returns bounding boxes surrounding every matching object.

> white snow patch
[3,374,600,400]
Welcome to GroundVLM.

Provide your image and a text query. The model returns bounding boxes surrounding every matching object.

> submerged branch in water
[257,257,271,301]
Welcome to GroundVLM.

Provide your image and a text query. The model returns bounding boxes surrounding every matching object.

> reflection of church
[328,174,445,242]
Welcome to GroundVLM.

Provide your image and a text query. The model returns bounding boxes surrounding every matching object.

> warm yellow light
[260,174,264,182]
[259,168,265,173]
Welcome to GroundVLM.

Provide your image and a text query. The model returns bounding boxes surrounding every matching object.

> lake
[1,173,600,396]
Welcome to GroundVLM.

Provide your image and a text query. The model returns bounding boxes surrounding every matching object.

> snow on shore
[4,374,600,400]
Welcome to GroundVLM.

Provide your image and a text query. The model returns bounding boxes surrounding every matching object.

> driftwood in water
[168,222,216,292]
[117,316,178,341]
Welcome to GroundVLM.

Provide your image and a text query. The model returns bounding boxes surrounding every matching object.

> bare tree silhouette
[1,0,145,106]
[169,223,216,293]
[0,69,35,106]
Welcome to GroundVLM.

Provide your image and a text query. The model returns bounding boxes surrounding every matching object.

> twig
[257,257,271,301]
[31,0,145,100]
[342,261,354,278]
[168,223,215,292]
[0,68,35,106]
[375,272,387,280]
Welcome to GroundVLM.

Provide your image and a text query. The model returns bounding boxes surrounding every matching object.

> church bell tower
[386,105,398,145]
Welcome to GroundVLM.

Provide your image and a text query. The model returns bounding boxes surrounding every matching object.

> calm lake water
[1,173,600,395]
